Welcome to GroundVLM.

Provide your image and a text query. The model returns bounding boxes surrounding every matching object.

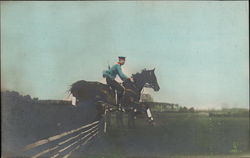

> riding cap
[118,56,126,60]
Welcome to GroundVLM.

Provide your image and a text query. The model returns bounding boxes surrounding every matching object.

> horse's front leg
[139,103,155,126]
[127,110,136,128]
[145,107,155,126]
[94,100,107,120]
[126,102,138,129]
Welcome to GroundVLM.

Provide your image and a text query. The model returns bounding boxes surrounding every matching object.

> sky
[1,1,249,109]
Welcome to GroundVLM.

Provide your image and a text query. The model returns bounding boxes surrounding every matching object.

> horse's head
[132,68,160,92]
[142,68,160,91]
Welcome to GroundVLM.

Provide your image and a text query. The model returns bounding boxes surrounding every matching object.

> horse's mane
[132,69,147,79]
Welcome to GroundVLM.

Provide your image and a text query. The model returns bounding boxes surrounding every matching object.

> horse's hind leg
[94,101,106,121]
[116,110,124,128]
[128,110,136,128]
[106,111,111,127]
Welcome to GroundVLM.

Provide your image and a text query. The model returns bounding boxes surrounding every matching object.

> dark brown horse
[69,69,160,123]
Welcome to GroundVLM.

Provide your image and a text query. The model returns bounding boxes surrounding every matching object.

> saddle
[107,80,139,107]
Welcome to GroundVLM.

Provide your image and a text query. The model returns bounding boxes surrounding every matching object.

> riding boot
[117,96,122,107]
[117,93,123,107]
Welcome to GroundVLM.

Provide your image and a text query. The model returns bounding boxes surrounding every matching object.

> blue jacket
[103,63,128,81]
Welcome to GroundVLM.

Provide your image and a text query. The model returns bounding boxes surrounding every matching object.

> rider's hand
[127,77,134,82]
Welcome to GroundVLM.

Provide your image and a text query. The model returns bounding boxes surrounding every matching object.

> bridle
[142,71,158,90]
[124,70,158,95]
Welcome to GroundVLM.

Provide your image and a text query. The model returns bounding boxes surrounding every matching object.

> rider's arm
[116,64,129,81]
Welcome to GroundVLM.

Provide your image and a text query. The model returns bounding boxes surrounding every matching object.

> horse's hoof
[151,122,156,126]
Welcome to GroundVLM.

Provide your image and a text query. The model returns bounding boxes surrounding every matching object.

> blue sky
[1,1,249,109]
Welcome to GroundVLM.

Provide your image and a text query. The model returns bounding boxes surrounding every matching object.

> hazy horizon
[1,1,249,109]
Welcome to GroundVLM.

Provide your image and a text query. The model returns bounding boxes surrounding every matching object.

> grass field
[72,112,250,158]
[2,92,249,158]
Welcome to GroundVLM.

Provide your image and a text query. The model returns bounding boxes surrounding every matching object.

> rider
[102,56,132,106]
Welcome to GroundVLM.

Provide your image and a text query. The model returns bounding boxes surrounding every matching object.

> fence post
[104,109,107,133]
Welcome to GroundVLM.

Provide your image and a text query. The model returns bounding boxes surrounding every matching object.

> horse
[69,68,160,127]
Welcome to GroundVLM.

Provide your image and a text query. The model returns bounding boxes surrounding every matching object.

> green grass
[74,112,249,158]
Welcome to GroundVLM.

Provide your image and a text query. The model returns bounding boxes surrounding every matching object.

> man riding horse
[102,56,132,107]
[69,58,160,124]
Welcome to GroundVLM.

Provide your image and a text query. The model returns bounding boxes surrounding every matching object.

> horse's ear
[153,68,155,71]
